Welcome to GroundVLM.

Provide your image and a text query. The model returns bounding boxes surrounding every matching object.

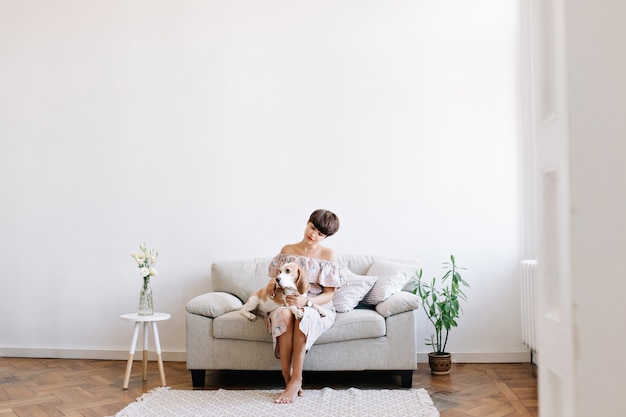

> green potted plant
[413,255,469,375]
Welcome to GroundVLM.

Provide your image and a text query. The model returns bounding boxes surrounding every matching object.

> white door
[525,0,575,416]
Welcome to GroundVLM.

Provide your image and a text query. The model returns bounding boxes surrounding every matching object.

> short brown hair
[309,209,340,237]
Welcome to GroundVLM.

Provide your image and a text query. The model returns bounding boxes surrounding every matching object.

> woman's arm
[289,286,335,307]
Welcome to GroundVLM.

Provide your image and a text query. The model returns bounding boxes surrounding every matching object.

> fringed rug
[110,386,439,417]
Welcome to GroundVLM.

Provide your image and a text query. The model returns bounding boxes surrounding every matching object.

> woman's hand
[286,294,306,307]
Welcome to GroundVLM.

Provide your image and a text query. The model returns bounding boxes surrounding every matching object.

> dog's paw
[313,306,326,317]
[290,307,304,320]
[239,311,257,321]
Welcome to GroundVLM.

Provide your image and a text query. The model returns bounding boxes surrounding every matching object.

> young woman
[267,209,346,404]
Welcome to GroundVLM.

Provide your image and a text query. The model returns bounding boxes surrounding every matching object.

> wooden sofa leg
[190,370,206,388]
[400,370,413,388]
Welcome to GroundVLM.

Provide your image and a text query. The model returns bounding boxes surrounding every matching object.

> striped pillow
[332,272,377,313]
[362,260,417,305]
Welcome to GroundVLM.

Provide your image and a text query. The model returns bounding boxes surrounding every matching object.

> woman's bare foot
[275,380,303,404]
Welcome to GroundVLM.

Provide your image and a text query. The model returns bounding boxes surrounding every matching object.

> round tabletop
[121,312,171,322]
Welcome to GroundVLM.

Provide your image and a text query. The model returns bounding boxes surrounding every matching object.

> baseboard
[2,347,531,364]
[417,351,531,363]
[0,347,187,362]
[530,350,539,365]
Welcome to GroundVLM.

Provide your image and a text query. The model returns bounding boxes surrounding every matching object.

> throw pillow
[333,271,378,313]
[186,292,242,318]
[363,259,419,305]
[375,291,421,317]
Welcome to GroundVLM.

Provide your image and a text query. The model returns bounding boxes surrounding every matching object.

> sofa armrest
[375,291,420,317]
[186,291,243,318]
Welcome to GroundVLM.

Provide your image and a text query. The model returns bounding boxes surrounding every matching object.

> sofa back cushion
[210,254,422,303]
[211,258,271,303]
[336,254,380,275]
[337,254,421,276]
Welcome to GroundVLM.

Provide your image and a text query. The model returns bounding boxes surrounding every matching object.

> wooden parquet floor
[0,357,537,417]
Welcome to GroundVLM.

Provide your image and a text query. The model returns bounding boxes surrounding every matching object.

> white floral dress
[268,253,346,357]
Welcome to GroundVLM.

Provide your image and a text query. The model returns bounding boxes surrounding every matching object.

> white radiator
[520,260,538,352]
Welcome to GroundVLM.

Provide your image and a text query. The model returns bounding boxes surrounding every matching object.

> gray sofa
[185,254,422,388]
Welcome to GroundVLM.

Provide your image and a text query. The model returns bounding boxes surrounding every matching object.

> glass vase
[138,276,153,316]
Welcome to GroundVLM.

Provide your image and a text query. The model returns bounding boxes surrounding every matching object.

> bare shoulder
[318,247,337,262]
[280,244,297,254]
[280,243,336,262]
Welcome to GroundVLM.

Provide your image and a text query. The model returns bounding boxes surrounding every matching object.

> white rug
[110,386,439,417]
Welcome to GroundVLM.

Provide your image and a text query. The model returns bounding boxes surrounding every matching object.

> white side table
[120,312,171,389]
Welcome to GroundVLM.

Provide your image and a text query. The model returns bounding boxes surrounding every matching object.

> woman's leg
[276,309,306,404]
[277,309,294,383]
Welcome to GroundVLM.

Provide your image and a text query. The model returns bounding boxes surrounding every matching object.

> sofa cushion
[213,311,272,342]
[210,255,421,303]
[375,291,421,317]
[186,292,243,318]
[212,309,386,345]
[332,271,377,313]
[336,254,381,275]
[316,309,386,344]
[211,258,271,302]
[337,254,422,277]
[363,259,420,305]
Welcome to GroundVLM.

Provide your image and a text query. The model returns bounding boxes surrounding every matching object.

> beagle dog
[239,262,325,321]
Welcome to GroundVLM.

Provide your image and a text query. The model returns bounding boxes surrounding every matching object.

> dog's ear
[266,277,278,295]
[295,267,310,295]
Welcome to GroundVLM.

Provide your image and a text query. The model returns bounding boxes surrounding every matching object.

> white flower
[132,243,159,279]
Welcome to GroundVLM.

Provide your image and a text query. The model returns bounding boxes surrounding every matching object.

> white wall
[0,0,525,361]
